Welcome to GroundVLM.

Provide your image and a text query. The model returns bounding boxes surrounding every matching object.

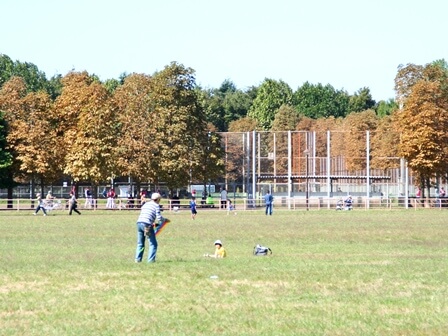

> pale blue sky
[1,0,447,101]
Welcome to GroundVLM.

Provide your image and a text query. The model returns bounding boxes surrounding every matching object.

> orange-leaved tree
[394,80,448,197]
[113,73,160,190]
[54,71,118,192]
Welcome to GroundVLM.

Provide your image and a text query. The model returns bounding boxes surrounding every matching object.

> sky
[1,0,447,101]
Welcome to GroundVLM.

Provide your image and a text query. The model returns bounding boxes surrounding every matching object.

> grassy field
[1,208,447,335]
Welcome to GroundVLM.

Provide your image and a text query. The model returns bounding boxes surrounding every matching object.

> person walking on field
[69,191,81,215]
[190,196,197,220]
[264,190,273,215]
[34,193,47,216]
[134,192,166,263]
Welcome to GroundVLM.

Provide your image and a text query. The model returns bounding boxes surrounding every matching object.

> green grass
[1,209,448,335]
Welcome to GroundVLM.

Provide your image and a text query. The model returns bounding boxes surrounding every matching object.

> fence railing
[1,196,447,213]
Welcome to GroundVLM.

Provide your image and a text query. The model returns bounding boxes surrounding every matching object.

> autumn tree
[113,73,157,189]
[311,117,341,175]
[370,116,400,172]
[14,91,64,191]
[268,105,303,174]
[394,60,448,197]
[54,72,118,191]
[340,110,378,171]
[394,80,448,197]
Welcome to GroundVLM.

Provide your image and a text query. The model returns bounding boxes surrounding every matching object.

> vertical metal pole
[273,132,276,191]
[405,159,409,209]
[246,132,251,196]
[287,130,292,209]
[366,130,370,209]
[225,134,228,190]
[312,131,316,180]
[257,132,261,177]
[400,158,405,197]
[242,133,245,194]
[327,130,331,208]
[306,152,309,211]
[252,131,256,207]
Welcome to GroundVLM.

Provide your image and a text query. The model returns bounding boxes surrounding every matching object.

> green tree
[47,74,63,101]
[0,54,15,88]
[348,87,376,113]
[0,54,51,95]
[149,62,212,191]
[193,126,225,191]
[0,111,14,188]
[376,98,398,118]
[248,79,292,130]
[200,80,253,132]
[293,82,350,119]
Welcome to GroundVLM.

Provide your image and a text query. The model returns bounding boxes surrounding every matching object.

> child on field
[227,199,237,215]
[204,240,227,258]
[190,196,197,220]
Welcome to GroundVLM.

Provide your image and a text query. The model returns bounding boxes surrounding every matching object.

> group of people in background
[188,187,239,219]
[33,189,81,216]
[415,186,446,198]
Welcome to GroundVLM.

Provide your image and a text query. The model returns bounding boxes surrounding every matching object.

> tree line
[0,53,447,199]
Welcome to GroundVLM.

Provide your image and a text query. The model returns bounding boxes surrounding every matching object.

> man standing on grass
[134,192,166,263]
[220,187,227,209]
[264,190,273,215]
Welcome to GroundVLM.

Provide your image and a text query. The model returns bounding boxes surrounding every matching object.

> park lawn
[1,209,447,335]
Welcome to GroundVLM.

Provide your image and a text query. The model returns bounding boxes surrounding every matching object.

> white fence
[1,196,447,212]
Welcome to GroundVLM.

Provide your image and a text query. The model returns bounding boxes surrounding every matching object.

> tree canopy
[248,79,293,130]
[2,52,448,194]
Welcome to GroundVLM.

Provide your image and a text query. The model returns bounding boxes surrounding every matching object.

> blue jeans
[35,205,47,215]
[135,222,158,263]
[265,203,273,215]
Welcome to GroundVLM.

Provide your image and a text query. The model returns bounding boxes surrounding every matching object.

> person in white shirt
[220,188,227,209]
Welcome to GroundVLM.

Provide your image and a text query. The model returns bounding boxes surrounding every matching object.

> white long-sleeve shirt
[136,200,163,226]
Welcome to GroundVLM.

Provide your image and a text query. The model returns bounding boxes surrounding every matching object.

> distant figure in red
[416,187,421,198]
[106,188,116,209]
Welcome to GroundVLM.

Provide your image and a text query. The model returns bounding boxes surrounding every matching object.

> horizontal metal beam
[258,175,391,180]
